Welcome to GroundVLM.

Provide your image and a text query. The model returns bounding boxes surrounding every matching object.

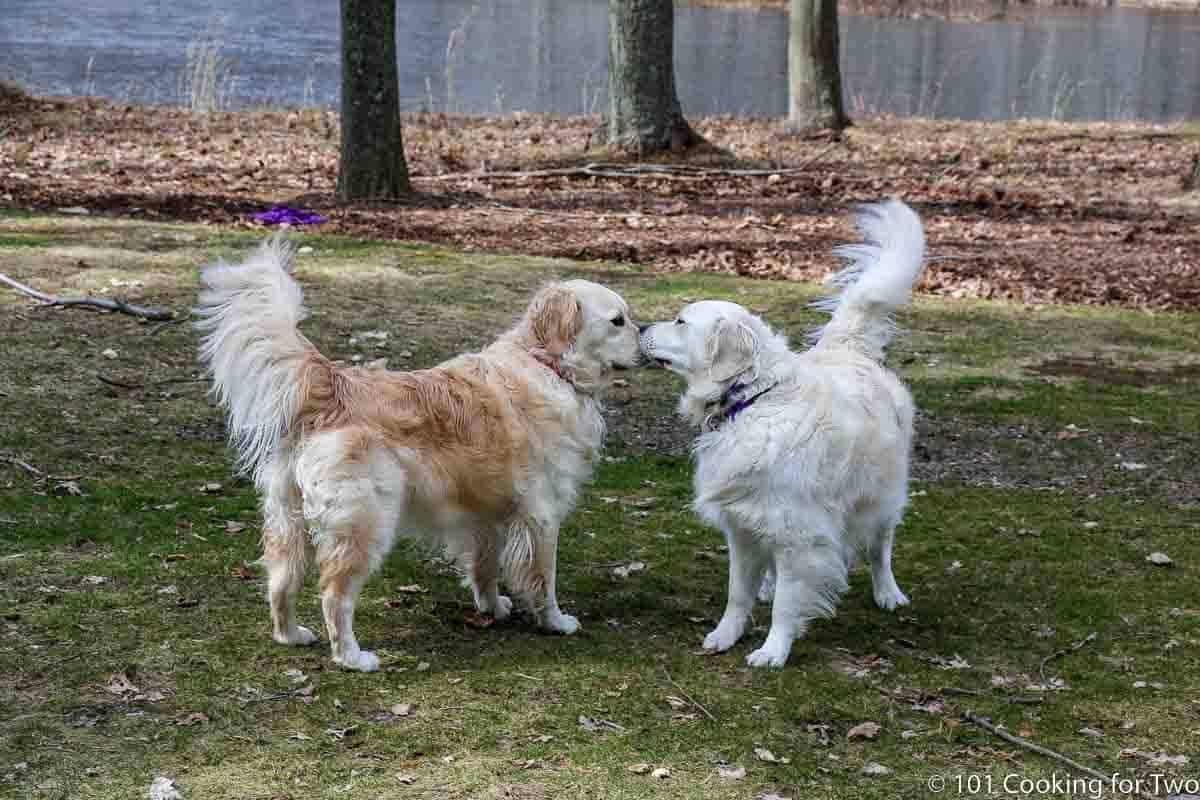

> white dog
[195,237,641,671]
[639,200,925,667]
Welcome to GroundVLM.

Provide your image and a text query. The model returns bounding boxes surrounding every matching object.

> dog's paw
[702,622,744,653]
[335,649,380,672]
[874,586,910,611]
[493,595,513,621]
[274,625,318,646]
[541,611,580,635]
[746,645,788,668]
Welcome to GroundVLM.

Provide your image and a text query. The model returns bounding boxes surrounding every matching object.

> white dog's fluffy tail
[194,235,330,488]
[810,199,926,360]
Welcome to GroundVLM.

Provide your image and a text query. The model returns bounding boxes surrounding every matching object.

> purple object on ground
[253,205,327,226]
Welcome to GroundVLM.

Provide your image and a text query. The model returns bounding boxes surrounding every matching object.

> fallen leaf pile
[2,97,1197,311]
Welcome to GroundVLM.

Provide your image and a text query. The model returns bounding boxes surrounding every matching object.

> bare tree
[338,0,411,200]
[606,0,701,154]
[787,0,849,133]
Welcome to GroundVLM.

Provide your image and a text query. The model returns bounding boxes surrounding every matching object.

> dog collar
[707,380,778,429]
[533,353,567,382]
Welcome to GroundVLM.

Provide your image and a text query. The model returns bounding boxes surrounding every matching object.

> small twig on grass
[2,455,44,478]
[962,711,1155,800]
[941,686,1043,705]
[96,374,208,391]
[239,687,310,705]
[0,272,174,321]
[664,670,716,722]
[1039,631,1098,685]
[1,456,83,484]
[512,672,542,682]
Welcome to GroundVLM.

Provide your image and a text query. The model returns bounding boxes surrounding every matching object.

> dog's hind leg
[503,516,578,635]
[260,464,317,647]
[747,529,849,668]
[704,525,769,653]
[865,513,909,611]
[300,434,401,672]
[314,496,398,672]
[464,527,512,621]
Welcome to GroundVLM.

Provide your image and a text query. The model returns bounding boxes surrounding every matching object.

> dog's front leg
[704,526,768,652]
[747,539,850,668]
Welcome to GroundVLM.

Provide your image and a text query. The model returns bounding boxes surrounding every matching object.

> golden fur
[196,238,640,671]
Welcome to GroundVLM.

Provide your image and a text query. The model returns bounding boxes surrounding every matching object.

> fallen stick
[1,456,83,483]
[2,456,44,478]
[0,272,174,321]
[239,687,311,705]
[962,711,1156,800]
[96,375,208,391]
[1039,631,1098,686]
[417,145,839,184]
[940,686,1043,705]
[665,670,716,722]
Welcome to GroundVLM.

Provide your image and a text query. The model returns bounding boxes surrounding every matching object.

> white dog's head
[640,300,777,425]
[516,279,643,392]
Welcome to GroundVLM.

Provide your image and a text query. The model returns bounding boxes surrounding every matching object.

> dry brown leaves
[1,97,1197,310]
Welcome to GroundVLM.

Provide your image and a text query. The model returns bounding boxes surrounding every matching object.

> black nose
[637,323,649,334]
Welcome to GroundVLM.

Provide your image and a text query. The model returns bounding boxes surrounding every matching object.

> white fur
[641,199,925,668]
[194,235,314,491]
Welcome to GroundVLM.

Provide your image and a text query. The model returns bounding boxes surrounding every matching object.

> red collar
[533,353,566,381]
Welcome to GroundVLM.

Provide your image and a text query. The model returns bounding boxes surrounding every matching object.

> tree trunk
[787,0,849,133]
[607,0,700,154]
[338,0,410,200]
[1184,152,1200,192]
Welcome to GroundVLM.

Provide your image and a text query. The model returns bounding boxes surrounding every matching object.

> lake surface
[2,0,1198,122]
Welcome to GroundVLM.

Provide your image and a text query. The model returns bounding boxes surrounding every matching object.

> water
[1,0,1197,122]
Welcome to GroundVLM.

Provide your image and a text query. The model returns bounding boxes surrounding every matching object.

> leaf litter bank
[1,94,1198,311]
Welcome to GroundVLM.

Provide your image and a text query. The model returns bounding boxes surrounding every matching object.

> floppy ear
[705,318,759,383]
[527,285,584,357]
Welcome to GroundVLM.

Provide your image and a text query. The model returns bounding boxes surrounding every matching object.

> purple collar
[709,380,778,429]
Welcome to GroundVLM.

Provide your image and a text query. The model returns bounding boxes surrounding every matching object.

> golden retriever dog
[195,238,641,671]
[639,200,925,667]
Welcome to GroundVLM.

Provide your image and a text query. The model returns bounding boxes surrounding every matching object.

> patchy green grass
[1,216,1197,799]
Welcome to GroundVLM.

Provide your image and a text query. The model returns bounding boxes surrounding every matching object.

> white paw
[275,625,318,646]
[335,649,380,672]
[874,587,910,611]
[702,622,744,653]
[746,645,788,668]
[493,595,513,621]
[541,612,580,635]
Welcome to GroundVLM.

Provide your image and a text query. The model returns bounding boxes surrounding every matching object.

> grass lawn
[1,214,1197,799]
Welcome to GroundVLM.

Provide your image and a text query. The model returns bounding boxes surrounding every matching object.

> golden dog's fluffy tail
[195,235,332,489]
[810,199,926,360]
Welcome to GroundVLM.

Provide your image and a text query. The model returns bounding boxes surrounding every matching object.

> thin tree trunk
[786,0,849,133]
[607,0,701,154]
[338,0,411,200]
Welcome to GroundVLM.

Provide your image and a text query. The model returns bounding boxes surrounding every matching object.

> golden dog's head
[517,280,643,391]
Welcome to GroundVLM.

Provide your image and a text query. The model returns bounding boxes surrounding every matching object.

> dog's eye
[675,318,685,325]
[611,314,625,327]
